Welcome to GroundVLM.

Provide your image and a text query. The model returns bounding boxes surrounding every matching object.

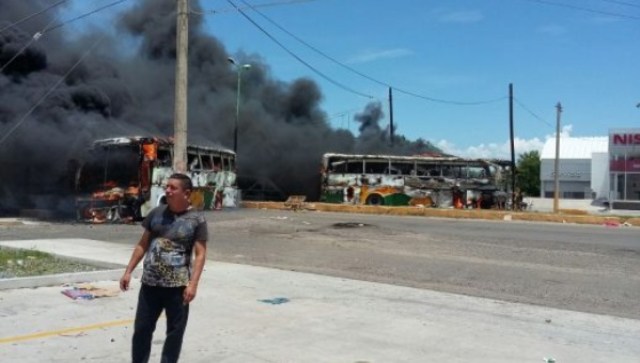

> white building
[540,129,640,209]
[540,136,608,199]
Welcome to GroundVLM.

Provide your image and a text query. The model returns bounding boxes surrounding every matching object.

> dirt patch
[624,217,640,226]
[558,209,590,216]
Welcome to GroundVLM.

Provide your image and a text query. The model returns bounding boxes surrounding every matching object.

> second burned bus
[320,153,508,208]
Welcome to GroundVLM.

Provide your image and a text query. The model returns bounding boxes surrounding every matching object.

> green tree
[516,150,540,197]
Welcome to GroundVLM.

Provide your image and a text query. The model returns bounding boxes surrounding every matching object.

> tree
[516,150,540,197]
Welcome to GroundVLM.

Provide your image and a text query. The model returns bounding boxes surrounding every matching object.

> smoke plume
[0,0,439,214]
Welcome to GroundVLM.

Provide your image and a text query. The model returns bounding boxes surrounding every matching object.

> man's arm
[183,240,206,304]
[119,230,151,291]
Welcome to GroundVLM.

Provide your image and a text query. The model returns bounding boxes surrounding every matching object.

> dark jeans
[132,284,190,363]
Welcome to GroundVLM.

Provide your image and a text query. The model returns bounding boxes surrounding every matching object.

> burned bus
[320,153,508,209]
[75,136,238,223]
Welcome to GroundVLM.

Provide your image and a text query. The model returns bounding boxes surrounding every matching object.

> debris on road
[62,284,119,300]
[258,297,290,305]
[604,220,620,228]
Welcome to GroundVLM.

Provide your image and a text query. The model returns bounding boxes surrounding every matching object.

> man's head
[165,173,193,212]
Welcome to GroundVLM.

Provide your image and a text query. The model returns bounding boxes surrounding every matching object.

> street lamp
[228,57,251,153]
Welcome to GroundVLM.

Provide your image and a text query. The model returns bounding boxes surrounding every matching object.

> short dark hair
[169,173,193,191]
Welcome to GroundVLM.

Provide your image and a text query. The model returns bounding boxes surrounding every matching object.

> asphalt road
[2,208,639,319]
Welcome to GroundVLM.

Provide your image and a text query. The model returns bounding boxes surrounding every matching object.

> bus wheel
[366,194,384,206]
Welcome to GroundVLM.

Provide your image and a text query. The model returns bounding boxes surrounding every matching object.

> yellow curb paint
[0,319,134,344]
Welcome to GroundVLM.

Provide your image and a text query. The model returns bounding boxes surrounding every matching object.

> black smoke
[0,0,440,214]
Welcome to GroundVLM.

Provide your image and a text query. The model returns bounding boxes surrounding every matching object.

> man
[120,173,207,363]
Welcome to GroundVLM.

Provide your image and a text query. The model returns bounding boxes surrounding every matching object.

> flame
[92,187,125,201]
[142,142,157,161]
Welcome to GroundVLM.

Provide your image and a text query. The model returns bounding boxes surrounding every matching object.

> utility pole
[509,83,516,210]
[553,102,562,213]
[388,87,394,146]
[173,0,189,173]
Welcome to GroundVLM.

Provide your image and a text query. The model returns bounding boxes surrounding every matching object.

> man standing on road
[120,173,208,363]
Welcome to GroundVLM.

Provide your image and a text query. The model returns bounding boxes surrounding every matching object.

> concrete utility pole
[173,0,189,172]
[553,102,562,213]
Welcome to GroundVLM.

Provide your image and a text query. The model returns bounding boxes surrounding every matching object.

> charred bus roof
[322,153,501,166]
[91,136,236,156]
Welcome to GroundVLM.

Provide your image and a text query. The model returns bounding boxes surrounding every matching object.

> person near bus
[120,173,208,363]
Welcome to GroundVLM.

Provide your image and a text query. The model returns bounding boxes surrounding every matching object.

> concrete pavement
[1,238,639,362]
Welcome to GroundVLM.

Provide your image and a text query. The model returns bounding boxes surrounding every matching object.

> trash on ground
[603,220,620,227]
[61,284,120,300]
[258,297,290,305]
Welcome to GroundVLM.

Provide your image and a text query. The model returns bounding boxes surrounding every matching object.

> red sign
[610,159,640,172]
[612,134,640,145]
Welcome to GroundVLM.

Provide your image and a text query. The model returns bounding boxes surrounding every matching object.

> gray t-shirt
[141,205,208,287]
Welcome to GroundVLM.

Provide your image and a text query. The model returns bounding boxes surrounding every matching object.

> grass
[0,247,101,279]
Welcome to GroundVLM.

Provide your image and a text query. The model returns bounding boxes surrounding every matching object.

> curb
[0,269,141,290]
[242,201,637,227]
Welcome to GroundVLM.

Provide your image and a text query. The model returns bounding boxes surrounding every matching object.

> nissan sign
[612,133,640,145]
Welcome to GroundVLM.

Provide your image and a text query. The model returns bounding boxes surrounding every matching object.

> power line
[520,0,640,21]
[240,0,507,106]
[0,0,68,34]
[514,98,554,129]
[0,0,129,74]
[0,15,57,73]
[45,0,130,33]
[191,0,318,15]
[226,0,375,100]
[598,0,640,9]
[0,35,107,148]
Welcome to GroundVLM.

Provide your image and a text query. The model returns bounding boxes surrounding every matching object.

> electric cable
[598,0,640,9]
[45,0,130,33]
[240,0,507,106]
[514,98,554,129]
[0,15,57,73]
[0,0,68,34]
[191,0,318,15]
[0,35,107,148]
[520,0,640,21]
[0,0,129,74]
[226,0,375,100]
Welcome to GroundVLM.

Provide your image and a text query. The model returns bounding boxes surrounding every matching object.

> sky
[60,0,640,158]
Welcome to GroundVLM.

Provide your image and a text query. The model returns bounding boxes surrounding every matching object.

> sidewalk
[1,239,639,362]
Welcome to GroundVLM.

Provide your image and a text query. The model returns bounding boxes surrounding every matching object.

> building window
[626,174,640,200]
[562,191,585,199]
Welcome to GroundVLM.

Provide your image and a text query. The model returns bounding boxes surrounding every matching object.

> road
[1,208,639,319]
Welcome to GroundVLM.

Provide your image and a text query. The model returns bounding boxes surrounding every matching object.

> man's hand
[120,272,131,291]
[120,231,151,292]
[183,284,198,305]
